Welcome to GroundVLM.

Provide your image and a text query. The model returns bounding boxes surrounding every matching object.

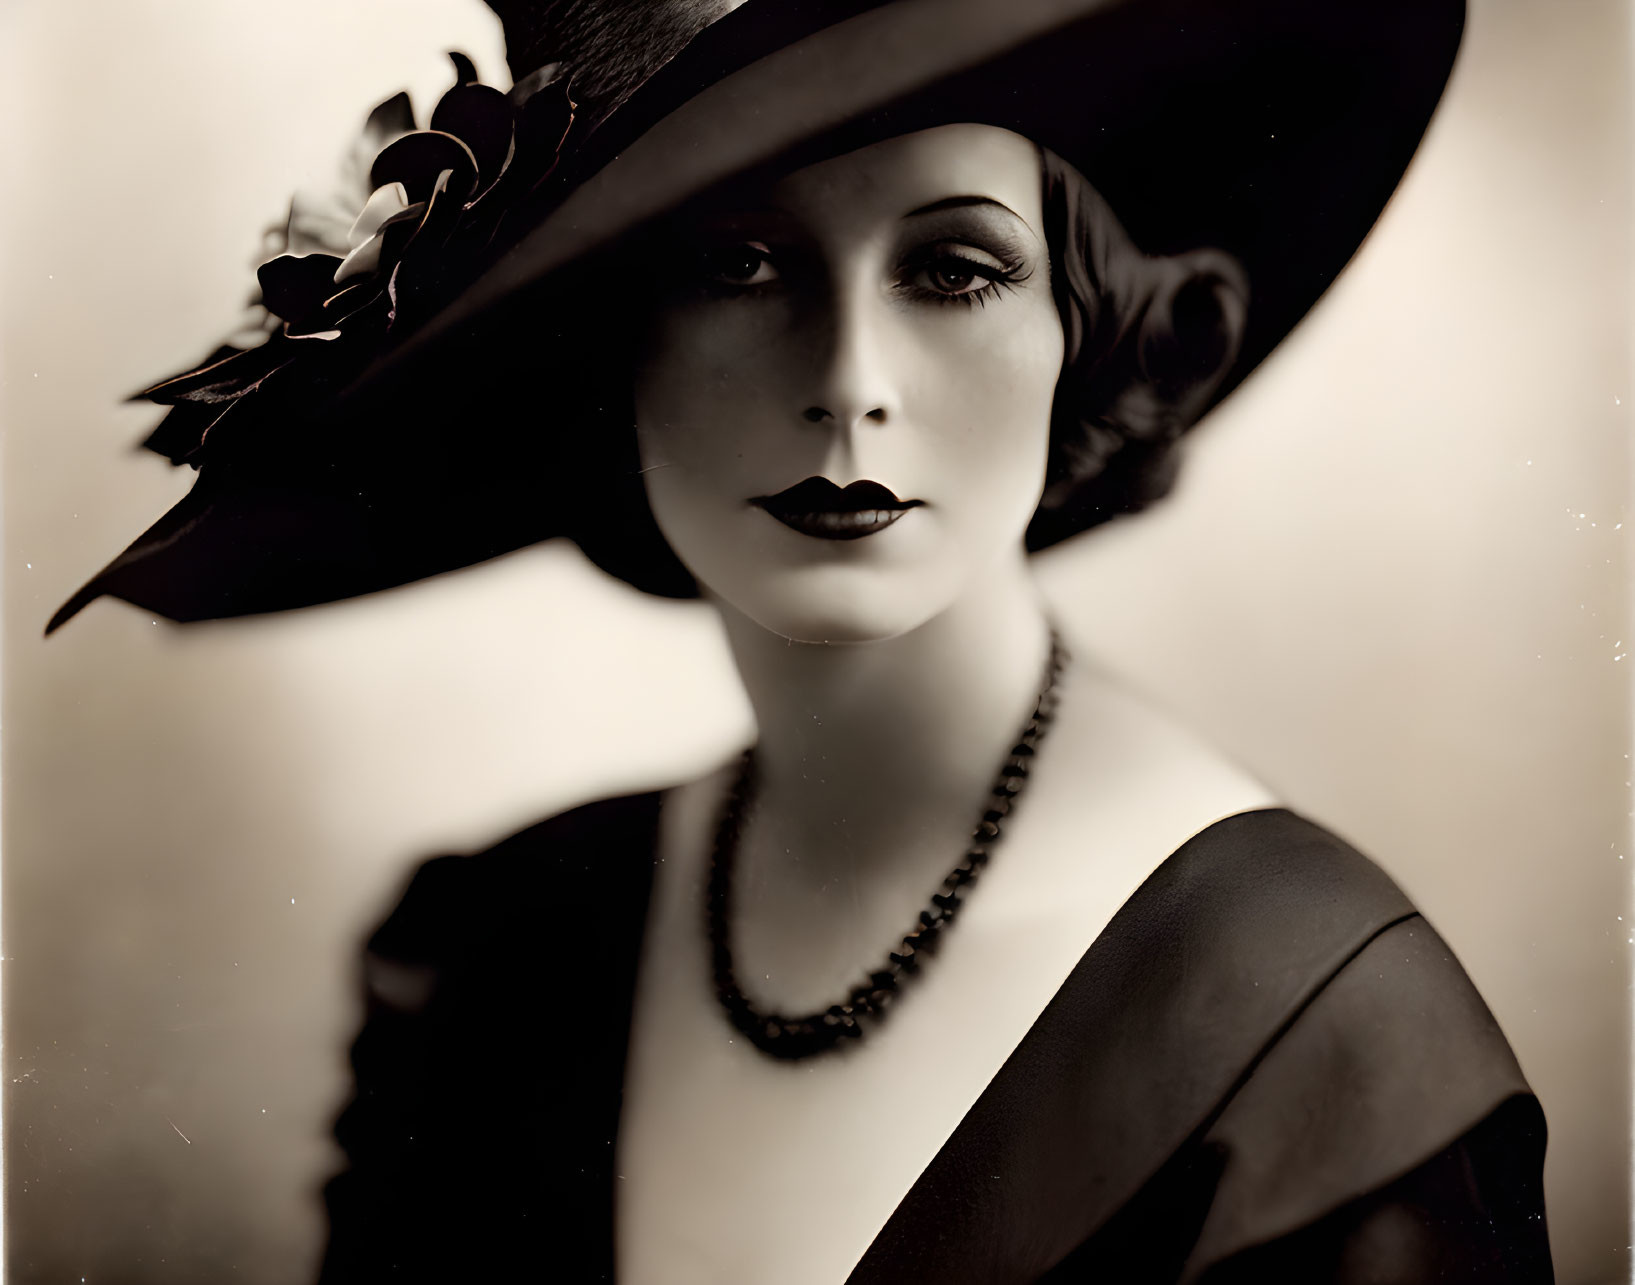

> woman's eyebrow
[903,195,1026,222]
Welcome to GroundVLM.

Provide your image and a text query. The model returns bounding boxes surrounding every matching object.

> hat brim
[418,0,1464,407]
[51,0,1463,632]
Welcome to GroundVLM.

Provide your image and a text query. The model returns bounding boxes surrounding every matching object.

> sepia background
[3,0,1629,1281]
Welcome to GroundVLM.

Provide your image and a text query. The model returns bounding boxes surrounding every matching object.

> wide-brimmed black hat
[47,0,1464,634]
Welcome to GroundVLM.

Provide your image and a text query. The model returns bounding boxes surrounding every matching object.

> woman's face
[634,124,1064,643]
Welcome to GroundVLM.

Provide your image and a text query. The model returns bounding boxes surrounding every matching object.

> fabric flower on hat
[135,54,575,472]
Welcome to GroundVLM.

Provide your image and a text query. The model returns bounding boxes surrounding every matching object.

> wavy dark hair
[1027,146,1247,549]
[484,143,1248,600]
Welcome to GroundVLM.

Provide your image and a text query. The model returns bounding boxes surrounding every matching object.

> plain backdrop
[3,1,1629,1282]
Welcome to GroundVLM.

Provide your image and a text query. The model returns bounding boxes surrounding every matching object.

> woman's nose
[798,278,899,432]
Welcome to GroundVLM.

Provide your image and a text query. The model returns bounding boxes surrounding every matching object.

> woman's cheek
[917,307,1059,496]
[637,374,770,535]
[637,314,739,460]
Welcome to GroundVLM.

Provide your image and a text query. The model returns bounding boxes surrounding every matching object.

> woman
[50,1,1552,1280]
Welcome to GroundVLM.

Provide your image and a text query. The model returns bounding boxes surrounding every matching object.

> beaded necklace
[706,627,1069,1059]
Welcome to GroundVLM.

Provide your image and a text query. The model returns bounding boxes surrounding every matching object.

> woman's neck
[713,550,1054,858]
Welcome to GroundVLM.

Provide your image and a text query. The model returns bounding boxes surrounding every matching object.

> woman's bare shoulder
[1047,649,1280,843]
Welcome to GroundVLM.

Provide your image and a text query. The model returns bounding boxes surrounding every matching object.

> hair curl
[1026,145,1248,550]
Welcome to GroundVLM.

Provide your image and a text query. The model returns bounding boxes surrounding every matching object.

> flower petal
[448,51,478,86]
[369,130,478,204]
[317,281,383,321]
[285,281,390,339]
[141,400,235,464]
[126,343,245,404]
[465,77,575,224]
[514,77,576,194]
[257,253,347,324]
[134,341,293,406]
[348,182,410,248]
[333,232,385,285]
[380,175,465,330]
[429,83,515,188]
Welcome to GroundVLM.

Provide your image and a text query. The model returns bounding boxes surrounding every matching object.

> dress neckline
[337,792,1425,1282]
[332,784,1544,1281]
[606,795,1313,1281]
[841,802,1303,1279]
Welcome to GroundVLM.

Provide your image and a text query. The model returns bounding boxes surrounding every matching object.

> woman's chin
[707,567,950,646]
[758,614,911,646]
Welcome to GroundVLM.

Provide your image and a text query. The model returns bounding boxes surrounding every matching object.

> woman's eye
[906,250,1016,302]
[920,259,984,295]
[699,242,778,286]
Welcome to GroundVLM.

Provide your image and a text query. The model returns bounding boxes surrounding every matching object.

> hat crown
[488,0,749,126]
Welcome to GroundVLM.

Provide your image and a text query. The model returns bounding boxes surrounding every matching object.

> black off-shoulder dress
[317,797,1553,1283]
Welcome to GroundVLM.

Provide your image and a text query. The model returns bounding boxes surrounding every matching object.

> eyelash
[902,250,1031,309]
[691,243,1031,308]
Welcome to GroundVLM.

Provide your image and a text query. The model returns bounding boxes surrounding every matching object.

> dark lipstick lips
[753,478,922,541]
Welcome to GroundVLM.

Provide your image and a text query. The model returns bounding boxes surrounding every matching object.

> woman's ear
[1133,248,1249,418]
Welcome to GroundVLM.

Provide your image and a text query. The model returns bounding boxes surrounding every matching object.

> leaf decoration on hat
[137,54,577,469]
